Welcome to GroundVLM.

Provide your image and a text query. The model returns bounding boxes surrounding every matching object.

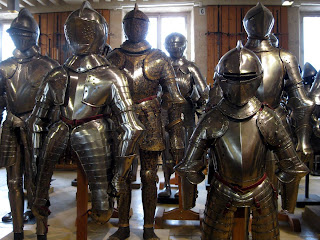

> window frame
[300,12,320,69]
[0,21,15,62]
[145,12,191,59]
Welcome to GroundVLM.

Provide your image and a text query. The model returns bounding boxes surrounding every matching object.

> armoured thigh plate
[70,119,113,212]
[255,50,285,108]
[0,112,29,167]
[213,115,268,187]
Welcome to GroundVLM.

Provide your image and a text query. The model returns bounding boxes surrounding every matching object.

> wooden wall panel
[206,5,289,84]
[33,9,110,64]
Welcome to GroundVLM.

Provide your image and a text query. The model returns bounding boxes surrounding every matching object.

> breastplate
[61,68,112,120]
[254,50,285,108]
[213,115,268,187]
[6,60,44,115]
[122,53,160,102]
[174,66,192,98]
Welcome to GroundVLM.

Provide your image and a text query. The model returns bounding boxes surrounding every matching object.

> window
[301,15,320,70]
[1,23,15,61]
[145,12,190,58]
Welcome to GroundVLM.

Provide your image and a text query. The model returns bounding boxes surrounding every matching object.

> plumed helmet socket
[165,32,187,59]
[216,40,263,106]
[123,4,149,43]
[243,2,274,39]
[64,1,108,55]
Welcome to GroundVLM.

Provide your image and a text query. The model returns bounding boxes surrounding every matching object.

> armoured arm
[110,70,144,179]
[159,56,186,160]
[189,63,209,112]
[257,106,309,213]
[27,67,67,159]
[0,74,6,123]
[175,109,226,184]
[281,50,315,161]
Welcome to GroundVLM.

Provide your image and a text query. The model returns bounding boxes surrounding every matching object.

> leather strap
[60,114,105,128]
[214,172,267,193]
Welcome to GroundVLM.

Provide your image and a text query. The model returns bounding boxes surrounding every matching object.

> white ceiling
[0,0,319,14]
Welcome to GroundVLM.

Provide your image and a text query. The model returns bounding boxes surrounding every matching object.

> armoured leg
[7,159,24,234]
[71,121,114,223]
[251,190,279,240]
[108,173,132,240]
[202,187,236,240]
[33,123,69,220]
[158,131,174,198]
[140,150,160,240]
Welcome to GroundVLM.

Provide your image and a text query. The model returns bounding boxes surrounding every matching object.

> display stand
[158,174,179,204]
[278,211,301,232]
[155,176,200,228]
[76,162,88,240]
[232,208,250,240]
[296,163,320,208]
[75,161,120,240]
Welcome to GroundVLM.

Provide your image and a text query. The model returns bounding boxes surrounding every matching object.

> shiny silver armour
[107,5,185,240]
[243,2,314,160]
[158,32,209,198]
[0,8,59,239]
[29,2,144,226]
[175,42,308,240]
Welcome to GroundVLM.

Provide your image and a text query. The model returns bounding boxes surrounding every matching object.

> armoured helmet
[302,62,317,86]
[216,41,263,106]
[269,33,279,48]
[165,32,187,59]
[64,1,108,55]
[243,2,274,39]
[123,4,149,43]
[7,8,40,52]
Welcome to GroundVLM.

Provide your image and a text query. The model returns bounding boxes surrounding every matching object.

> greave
[140,150,159,227]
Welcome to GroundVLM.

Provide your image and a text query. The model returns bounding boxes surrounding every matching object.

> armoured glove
[174,159,205,184]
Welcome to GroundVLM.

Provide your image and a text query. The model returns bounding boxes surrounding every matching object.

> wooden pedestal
[155,176,201,228]
[76,162,88,240]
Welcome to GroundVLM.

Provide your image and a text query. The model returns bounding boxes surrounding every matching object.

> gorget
[218,97,262,120]
[64,54,109,73]
[170,56,186,68]
[12,45,40,63]
[120,40,151,53]
[245,39,275,53]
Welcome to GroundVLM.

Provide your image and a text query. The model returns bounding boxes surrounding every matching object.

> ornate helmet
[216,41,263,106]
[269,33,279,48]
[243,2,274,39]
[302,62,317,86]
[123,4,149,43]
[165,32,187,59]
[7,8,40,51]
[64,1,108,55]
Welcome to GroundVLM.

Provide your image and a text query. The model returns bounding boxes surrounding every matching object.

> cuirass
[254,50,285,109]
[213,115,268,188]
[122,52,160,103]
[6,58,51,115]
[61,67,112,120]
[174,67,193,98]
